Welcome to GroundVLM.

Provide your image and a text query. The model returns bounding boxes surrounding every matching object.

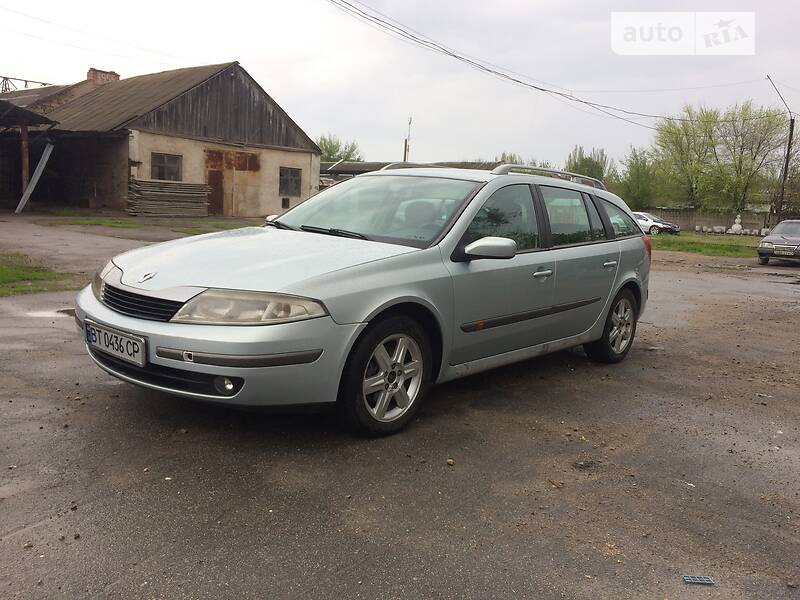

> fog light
[214,376,236,395]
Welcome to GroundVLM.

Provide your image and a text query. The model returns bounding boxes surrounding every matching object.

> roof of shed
[0,99,56,126]
[0,85,68,108]
[46,63,235,132]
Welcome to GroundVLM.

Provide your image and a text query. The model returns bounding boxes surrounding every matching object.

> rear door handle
[603,260,618,268]
[532,269,553,279]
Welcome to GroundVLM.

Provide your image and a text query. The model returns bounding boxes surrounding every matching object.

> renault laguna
[75,165,650,435]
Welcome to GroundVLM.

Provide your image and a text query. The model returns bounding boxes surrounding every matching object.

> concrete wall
[129,130,320,217]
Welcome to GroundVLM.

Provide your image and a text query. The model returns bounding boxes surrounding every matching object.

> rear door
[536,185,619,338]
[446,184,558,365]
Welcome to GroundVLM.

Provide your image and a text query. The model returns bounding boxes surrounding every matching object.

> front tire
[338,315,432,436]
[585,289,638,364]
[649,225,660,235]
[758,256,769,265]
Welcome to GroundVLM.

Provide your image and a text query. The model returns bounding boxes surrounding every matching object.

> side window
[601,200,641,237]
[151,153,182,181]
[584,196,607,240]
[540,186,592,246]
[279,167,302,197]
[464,185,539,251]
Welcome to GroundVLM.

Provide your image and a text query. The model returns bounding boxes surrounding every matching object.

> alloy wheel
[362,334,423,422]
[609,298,634,354]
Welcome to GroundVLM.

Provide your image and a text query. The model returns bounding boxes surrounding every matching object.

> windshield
[278,175,481,247]
[771,221,800,236]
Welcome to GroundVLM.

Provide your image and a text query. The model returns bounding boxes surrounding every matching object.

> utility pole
[402,117,412,161]
[767,75,794,225]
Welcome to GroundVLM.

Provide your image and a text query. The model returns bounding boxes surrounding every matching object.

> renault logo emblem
[138,271,157,283]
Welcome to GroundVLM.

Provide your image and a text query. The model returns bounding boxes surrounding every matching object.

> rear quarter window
[601,199,641,238]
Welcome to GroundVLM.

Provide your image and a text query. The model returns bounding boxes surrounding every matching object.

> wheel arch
[617,278,643,315]
[360,299,446,382]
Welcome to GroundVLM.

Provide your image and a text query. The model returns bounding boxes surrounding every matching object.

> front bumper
[758,247,800,260]
[75,286,366,406]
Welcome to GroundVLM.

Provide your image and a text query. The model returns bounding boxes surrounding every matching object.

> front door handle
[532,269,553,279]
[603,260,618,268]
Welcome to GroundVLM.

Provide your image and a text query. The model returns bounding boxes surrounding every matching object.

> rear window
[584,196,607,240]
[601,200,641,237]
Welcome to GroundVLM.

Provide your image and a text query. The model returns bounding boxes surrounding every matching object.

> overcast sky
[2,0,798,165]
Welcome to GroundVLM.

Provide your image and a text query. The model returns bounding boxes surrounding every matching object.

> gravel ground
[0,218,799,598]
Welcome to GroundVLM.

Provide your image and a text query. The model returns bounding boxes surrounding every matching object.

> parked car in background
[757,220,800,265]
[632,212,680,235]
[75,165,650,436]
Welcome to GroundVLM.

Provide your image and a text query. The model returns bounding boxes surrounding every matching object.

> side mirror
[463,236,517,260]
[264,214,278,224]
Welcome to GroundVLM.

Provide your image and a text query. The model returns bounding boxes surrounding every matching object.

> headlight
[91,261,114,300]
[171,289,327,325]
[759,241,773,248]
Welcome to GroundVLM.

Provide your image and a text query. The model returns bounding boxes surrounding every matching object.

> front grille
[102,284,184,322]
[89,347,244,396]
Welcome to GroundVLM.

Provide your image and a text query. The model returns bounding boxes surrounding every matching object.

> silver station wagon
[75,164,651,435]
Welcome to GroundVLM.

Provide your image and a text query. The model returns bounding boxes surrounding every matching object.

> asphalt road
[1,244,800,598]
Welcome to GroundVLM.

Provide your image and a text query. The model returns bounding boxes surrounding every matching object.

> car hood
[112,227,417,293]
[763,234,800,245]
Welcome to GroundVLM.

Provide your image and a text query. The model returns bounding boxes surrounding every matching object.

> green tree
[564,146,612,180]
[613,147,658,210]
[655,103,786,209]
[654,105,717,206]
[495,151,525,164]
[316,133,363,162]
[707,102,785,211]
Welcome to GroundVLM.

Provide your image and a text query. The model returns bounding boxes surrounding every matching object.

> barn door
[207,170,224,215]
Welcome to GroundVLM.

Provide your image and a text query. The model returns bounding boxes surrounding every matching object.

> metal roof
[0,85,68,108]
[0,99,55,126]
[46,63,236,132]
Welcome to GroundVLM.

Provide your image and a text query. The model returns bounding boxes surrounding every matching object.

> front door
[446,184,558,365]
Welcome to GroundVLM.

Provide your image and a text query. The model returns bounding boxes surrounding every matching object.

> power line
[0,26,182,67]
[327,0,780,126]
[0,5,189,61]
[771,79,800,95]
[567,78,766,94]
[326,0,655,130]
[341,1,765,97]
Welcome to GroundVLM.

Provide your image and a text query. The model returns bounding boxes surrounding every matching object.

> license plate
[775,250,795,256]
[85,321,146,367]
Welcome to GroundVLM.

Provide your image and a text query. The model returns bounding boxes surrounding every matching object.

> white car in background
[632,212,681,235]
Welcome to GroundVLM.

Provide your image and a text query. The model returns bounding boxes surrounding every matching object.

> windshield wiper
[299,225,369,240]
[263,219,296,230]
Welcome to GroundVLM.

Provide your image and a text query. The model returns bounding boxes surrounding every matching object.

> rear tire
[649,225,660,235]
[338,315,432,436]
[585,289,638,364]
[758,256,769,265]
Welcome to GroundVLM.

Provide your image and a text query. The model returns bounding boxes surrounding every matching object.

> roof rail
[490,164,607,190]
[380,162,439,170]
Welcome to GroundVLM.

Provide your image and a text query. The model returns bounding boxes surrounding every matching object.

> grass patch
[47,218,144,229]
[650,231,759,258]
[0,253,84,296]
